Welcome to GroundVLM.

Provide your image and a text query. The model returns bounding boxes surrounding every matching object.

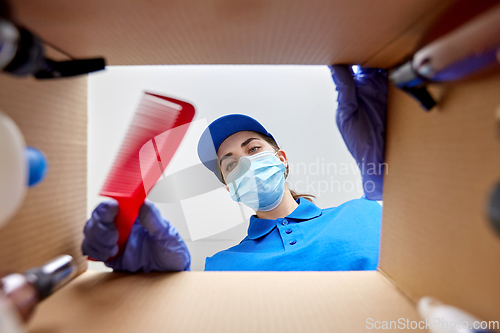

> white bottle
[418,297,495,333]
[0,111,48,332]
[0,111,26,229]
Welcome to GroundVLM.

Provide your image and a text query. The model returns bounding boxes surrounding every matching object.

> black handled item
[34,58,106,79]
[389,61,437,111]
[389,2,500,111]
[0,17,105,79]
[24,255,78,301]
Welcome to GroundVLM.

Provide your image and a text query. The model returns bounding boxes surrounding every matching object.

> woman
[82,65,388,272]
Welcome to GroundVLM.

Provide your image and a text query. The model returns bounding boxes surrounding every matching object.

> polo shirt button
[282,220,288,226]
[285,229,292,234]
[289,240,297,245]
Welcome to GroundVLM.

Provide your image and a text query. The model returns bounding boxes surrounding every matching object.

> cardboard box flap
[380,73,500,321]
[27,271,425,332]
[13,0,453,67]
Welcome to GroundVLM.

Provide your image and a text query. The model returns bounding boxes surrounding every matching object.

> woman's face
[217,131,287,182]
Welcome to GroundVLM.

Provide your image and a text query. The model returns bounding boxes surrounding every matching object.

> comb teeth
[100,93,182,198]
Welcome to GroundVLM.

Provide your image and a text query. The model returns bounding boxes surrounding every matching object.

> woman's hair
[217,131,315,203]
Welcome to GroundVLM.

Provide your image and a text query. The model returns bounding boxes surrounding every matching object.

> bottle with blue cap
[0,110,47,228]
[0,110,48,333]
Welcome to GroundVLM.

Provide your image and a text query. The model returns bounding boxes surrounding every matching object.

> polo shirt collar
[247,197,322,240]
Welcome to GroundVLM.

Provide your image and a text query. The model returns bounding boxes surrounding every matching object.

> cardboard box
[0,0,499,331]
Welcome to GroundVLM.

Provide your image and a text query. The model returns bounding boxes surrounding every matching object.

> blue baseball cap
[197,114,275,182]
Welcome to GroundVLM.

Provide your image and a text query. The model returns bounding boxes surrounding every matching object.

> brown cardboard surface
[12,0,449,68]
[362,0,500,67]
[380,72,500,321]
[362,0,453,67]
[5,0,500,330]
[0,76,87,274]
[27,270,425,333]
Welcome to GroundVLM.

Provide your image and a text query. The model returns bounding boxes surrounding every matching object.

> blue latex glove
[330,65,388,200]
[82,200,191,272]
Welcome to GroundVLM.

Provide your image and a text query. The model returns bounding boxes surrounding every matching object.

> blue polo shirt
[204,197,382,271]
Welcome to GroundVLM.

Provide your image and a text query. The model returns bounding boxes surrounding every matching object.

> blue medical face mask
[225,151,286,212]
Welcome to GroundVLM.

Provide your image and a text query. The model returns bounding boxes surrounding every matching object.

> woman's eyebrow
[219,138,260,167]
[241,137,259,148]
[219,152,232,166]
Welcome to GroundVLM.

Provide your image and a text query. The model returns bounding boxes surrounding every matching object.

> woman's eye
[226,161,236,171]
[249,146,260,153]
